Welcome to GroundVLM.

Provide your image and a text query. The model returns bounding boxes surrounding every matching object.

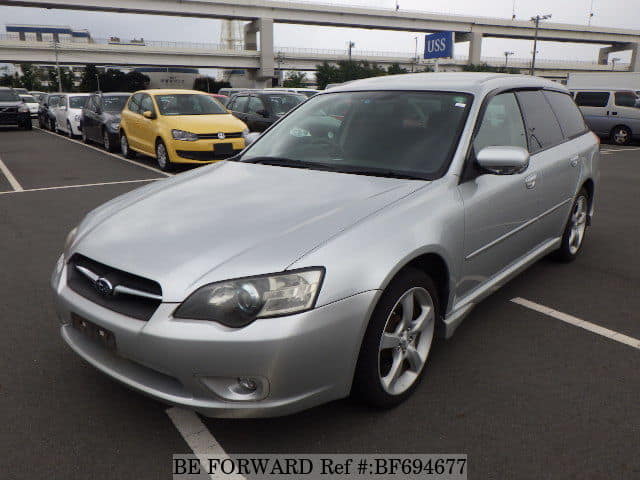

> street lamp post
[51,40,63,91]
[413,36,418,72]
[530,14,552,76]
[348,41,355,61]
[611,57,621,71]
[504,51,514,68]
[276,51,285,85]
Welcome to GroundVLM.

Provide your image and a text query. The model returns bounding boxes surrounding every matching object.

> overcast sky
[1,0,638,67]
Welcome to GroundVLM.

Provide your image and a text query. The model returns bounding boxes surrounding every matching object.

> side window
[48,96,58,107]
[614,91,639,108]
[543,90,588,139]
[85,96,96,112]
[247,96,266,114]
[473,93,527,153]
[575,91,609,108]
[515,90,564,153]
[233,96,249,113]
[140,94,154,113]
[128,94,142,113]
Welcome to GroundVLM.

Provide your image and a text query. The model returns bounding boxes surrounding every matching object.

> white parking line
[511,297,640,350]
[600,147,640,153]
[34,127,172,177]
[0,152,23,191]
[0,178,157,196]
[166,407,245,480]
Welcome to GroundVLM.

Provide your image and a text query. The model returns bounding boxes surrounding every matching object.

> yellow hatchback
[119,89,249,171]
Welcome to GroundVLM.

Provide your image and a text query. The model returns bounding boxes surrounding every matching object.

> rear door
[574,91,611,136]
[517,89,585,242]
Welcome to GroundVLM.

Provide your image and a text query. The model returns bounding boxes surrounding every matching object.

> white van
[572,89,640,145]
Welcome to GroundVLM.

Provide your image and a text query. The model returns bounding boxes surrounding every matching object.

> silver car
[52,73,599,418]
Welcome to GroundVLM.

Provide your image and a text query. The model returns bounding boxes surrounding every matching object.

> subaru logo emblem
[217,132,226,140]
[95,277,114,296]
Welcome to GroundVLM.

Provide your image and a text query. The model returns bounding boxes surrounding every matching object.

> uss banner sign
[424,31,454,60]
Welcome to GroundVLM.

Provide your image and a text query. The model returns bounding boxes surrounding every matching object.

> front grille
[67,254,162,321]
[0,106,18,114]
[197,132,243,140]
[176,147,239,161]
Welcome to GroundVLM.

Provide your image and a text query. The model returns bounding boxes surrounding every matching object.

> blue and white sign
[424,31,454,60]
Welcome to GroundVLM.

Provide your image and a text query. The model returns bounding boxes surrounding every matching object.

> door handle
[612,111,618,116]
[525,173,537,189]
[570,156,580,167]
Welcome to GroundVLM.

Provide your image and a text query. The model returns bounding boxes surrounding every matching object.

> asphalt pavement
[1,127,638,479]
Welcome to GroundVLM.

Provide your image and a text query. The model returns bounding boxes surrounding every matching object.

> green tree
[98,69,127,92]
[18,64,43,91]
[80,64,100,92]
[386,63,408,75]
[462,63,520,74]
[283,71,307,88]
[192,76,231,93]
[124,71,149,92]
[0,74,16,87]
[314,60,390,89]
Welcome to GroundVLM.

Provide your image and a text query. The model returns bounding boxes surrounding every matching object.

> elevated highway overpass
[0,37,631,82]
[1,0,639,84]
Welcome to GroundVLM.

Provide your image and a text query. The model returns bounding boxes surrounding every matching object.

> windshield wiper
[240,157,341,172]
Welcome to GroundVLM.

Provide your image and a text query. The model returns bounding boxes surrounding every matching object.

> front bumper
[167,138,245,164]
[53,260,375,418]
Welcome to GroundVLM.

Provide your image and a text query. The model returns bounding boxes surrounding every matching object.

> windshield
[155,94,228,116]
[241,91,472,180]
[0,90,19,102]
[103,95,129,112]
[263,94,305,115]
[21,96,36,103]
[69,96,88,109]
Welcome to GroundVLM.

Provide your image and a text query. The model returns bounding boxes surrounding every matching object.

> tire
[155,140,173,172]
[38,116,46,129]
[551,188,589,262]
[610,125,632,146]
[103,130,116,152]
[353,268,438,409]
[120,132,136,159]
[22,119,32,131]
[50,118,57,132]
[67,121,74,138]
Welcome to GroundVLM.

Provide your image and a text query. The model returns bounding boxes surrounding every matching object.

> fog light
[199,376,269,402]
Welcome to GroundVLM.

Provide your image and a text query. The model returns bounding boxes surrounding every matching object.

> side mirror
[244,132,260,146]
[476,146,530,175]
[256,109,269,118]
[142,110,156,119]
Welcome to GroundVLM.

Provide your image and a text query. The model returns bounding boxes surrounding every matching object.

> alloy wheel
[156,143,168,169]
[378,287,435,396]
[613,127,630,145]
[568,195,588,255]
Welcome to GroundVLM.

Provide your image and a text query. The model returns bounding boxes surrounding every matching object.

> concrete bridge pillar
[468,32,483,65]
[630,43,640,72]
[244,17,275,85]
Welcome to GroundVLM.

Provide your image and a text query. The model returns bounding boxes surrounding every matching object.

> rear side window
[575,91,609,108]
[516,90,564,153]
[232,96,249,113]
[543,91,587,139]
[474,93,527,152]
[128,94,142,113]
[614,91,639,108]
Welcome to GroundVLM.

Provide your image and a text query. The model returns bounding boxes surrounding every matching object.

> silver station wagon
[52,73,599,417]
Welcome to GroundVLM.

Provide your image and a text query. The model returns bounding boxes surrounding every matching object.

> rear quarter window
[575,91,610,108]
[515,90,564,153]
[543,90,588,139]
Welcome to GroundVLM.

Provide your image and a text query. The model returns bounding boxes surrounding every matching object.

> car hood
[160,113,247,133]
[72,161,425,301]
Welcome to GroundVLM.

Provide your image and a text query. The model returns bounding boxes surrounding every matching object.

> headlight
[74,114,81,121]
[18,105,29,113]
[64,227,78,258]
[108,121,120,131]
[173,268,325,327]
[241,128,249,139]
[172,129,198,141]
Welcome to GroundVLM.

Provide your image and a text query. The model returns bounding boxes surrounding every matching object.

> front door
[457,92,542,298]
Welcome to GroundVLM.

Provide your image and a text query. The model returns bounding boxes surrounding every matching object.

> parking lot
[1,126,639,479]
